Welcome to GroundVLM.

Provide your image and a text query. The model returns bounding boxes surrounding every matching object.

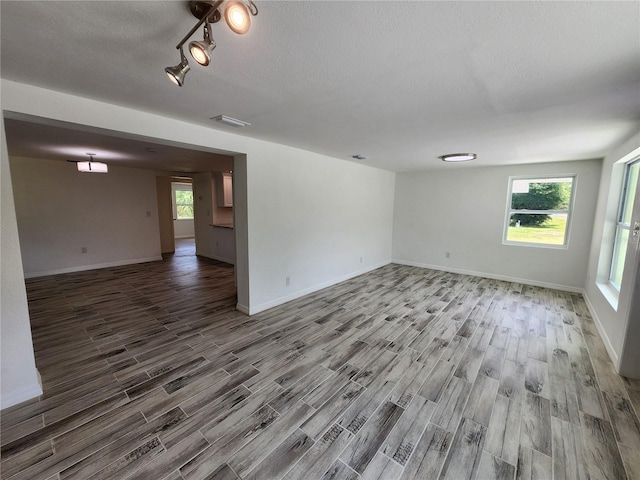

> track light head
[189,23,216,66]
[165,48,190,86]
[224,1,251,34]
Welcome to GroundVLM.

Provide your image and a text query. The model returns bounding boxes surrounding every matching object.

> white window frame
[172,182,194,220]
[608,158,640,291]
[502,174,577,249]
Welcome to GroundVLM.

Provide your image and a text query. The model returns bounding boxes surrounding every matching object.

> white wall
[584,132,640,374]
[1,117,42,409]
[173,219,195,238]
[393,159,602,291]
[10,155,162,277]
[247,145,395,312]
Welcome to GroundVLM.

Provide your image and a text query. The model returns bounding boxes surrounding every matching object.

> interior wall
[393,159,602,290]
[247,145,395,313]
[10,155,163,277]
[233,154,249,311]
[584,132,640,373]
[156,176,175,253]
[1,117,42,409]
[174,220,195,238]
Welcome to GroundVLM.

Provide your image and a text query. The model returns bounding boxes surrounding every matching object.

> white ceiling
[1,1,639,172]
[3,117,234,173]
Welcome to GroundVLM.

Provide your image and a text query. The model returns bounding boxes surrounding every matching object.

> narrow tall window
[609,159,640,290]
[172,183,194,220]
[504,175,576,248]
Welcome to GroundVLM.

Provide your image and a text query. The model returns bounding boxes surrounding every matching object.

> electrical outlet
[445,252,450,258]
[360,257,363,263]
[81,247,87,254]
[286,276,290,286]
[146,211,151,217]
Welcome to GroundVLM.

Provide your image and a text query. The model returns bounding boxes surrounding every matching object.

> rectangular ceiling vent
[211,115,251,127]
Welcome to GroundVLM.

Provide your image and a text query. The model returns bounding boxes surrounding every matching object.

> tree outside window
[172,183,194,220]
[504,176,576,247]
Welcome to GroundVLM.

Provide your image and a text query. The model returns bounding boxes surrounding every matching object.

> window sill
[597,282,619,311]
[502,240,568,250]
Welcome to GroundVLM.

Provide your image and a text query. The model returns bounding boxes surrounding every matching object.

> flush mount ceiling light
[165,0,258,86]
[212,114,251,127]
[439,153,477,163]
[351,154,369,160]
[68,154,109,173]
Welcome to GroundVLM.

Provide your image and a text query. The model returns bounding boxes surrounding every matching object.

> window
[503,175,576,248]
[609,159,640,290]
[172,183,194,220]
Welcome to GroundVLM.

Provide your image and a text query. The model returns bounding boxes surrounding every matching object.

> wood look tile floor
[2,247,640,480]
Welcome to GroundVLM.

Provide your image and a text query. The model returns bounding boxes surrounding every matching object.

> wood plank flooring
[2,247,640,479]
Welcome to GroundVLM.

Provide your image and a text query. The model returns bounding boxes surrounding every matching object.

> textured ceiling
[1,1,639,172]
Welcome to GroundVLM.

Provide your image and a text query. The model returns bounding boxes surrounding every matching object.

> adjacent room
[1,1,639,479]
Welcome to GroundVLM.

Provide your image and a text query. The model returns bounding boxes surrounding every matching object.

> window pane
[621,161,639,225]
[610,227,629,290]
[176,205,194,219]
[175,190,193,206]
[510,178,573,211]
[506,213,568,245]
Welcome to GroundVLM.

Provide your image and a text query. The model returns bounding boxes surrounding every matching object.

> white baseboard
[248,260,392,315]
[174,235,195,239]
[24,256,163,279]
[236,303,250,315]
[392,259,584,294]
[1,373,42,410]
[582,290,620,369]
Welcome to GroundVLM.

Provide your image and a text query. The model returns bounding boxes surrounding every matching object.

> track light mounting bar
[174,1,223,51]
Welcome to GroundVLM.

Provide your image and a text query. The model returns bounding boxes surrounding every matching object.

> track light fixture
[165,47,190,86]
[165,0,258,87]
[189,23,216,66]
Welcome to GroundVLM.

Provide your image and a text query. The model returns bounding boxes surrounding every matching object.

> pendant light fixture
[73,154,109,173]
[165,0,258,86]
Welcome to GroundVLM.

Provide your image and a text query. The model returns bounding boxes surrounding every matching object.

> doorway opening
[174,237,196,257]
[172,180,195,244]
